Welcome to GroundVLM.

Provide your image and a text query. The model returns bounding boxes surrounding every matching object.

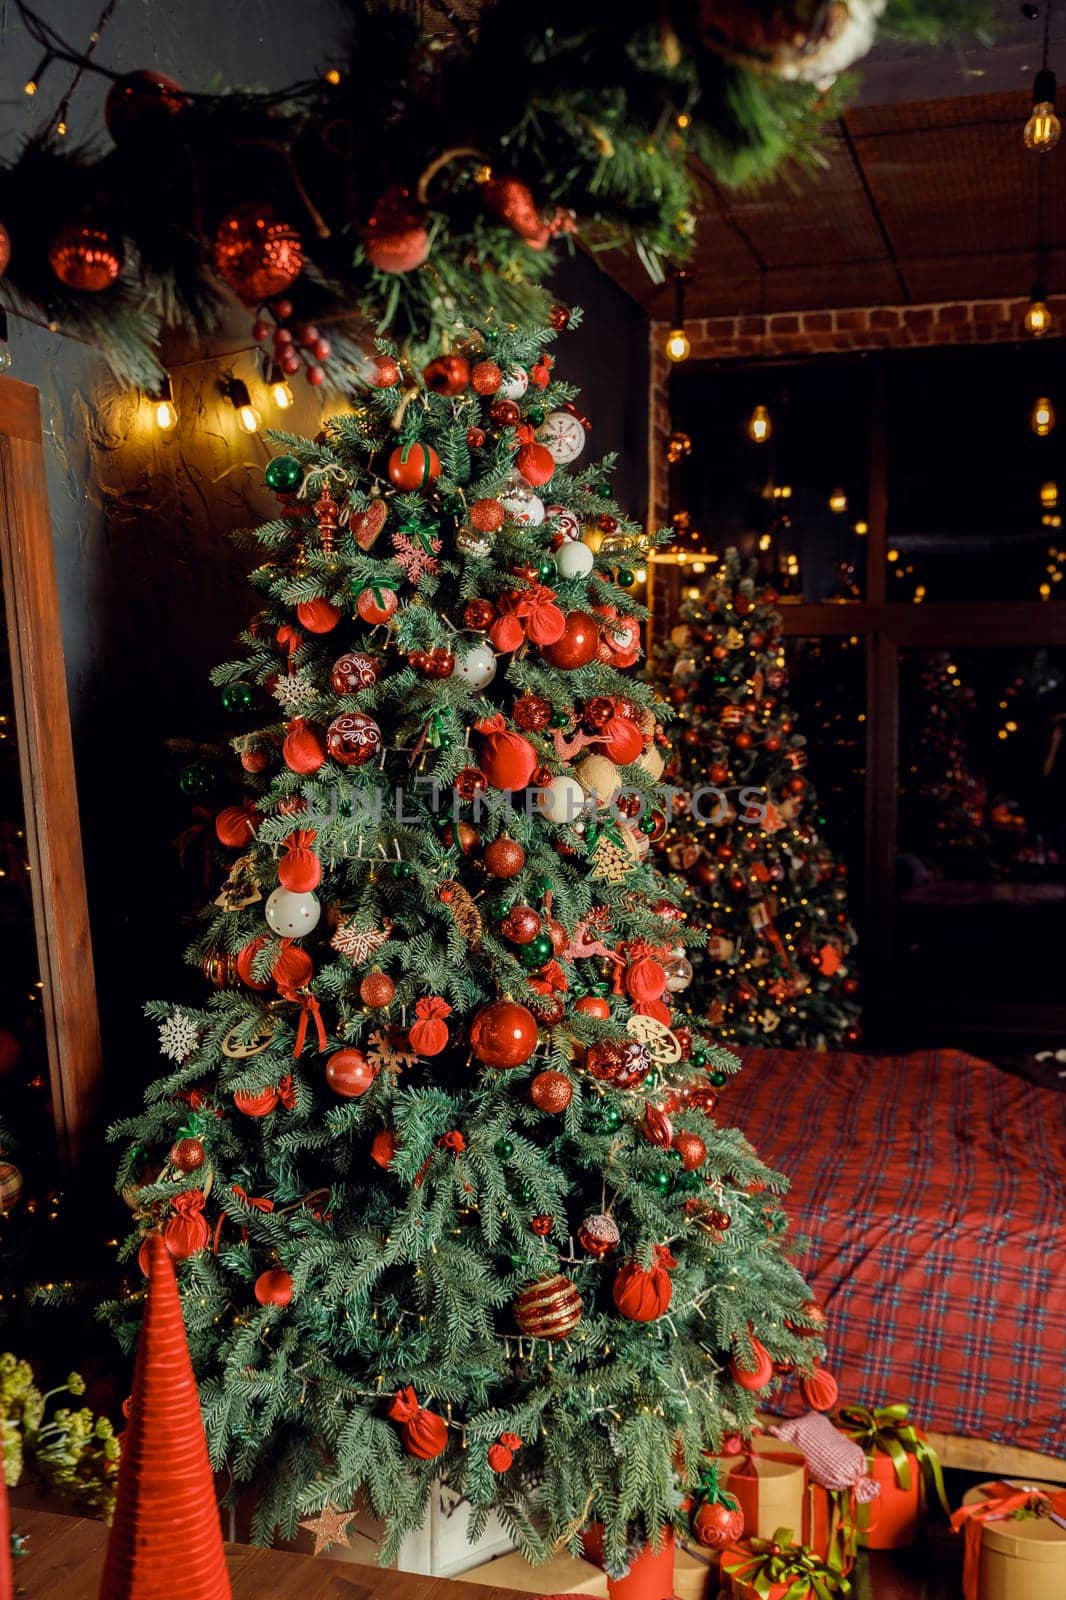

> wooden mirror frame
[0,376,101,1165]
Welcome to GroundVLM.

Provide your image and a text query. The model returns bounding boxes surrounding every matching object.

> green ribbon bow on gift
[837,1404,950,1514]
[728,1528,851,1600]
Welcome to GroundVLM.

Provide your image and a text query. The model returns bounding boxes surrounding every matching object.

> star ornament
[299,1502,355,1556]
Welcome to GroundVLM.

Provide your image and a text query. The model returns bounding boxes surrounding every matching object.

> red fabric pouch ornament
[731,1331,775,1392]
[163,1189,210,1260]
[612,1244,676,1322]
[215,803,257,847]
[278,829,322,892]
[625,948,672,1026]
[600,713,643,765]
[801,1363,839,1413]
[283,718,326,775]
[296,596,341,634]
[489,585,565,653]
[388,1386,450,1460]
[476,713,537,791]
[409,996,452,1056]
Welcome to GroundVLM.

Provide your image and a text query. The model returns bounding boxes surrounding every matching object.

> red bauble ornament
[501,904,541,945]
[234,1086,280,1118]
[424,354,470,394]
[171,1137,205,1173]
[490,398,521,427]
[693,1500,744,1551]
[254,1268,294,1307]
[515,442,555,487]
[283,718,326,775]
[327,712,381,767]
[236,936,271,991]
[369,354,400,388]
[541,611,599,670]
[469,498,505,534]
[482,176,549,248]
[371,1129,398,1168]
[513,1274,583,1339]
[388,442,441,489]
[471,360,502,394]
[530,1069,572,1112]
[356,586,398,625]
[530,1214,554,1237]
[575,996,610,1019]
[239,746,269,773]
[467,426,487,448]
[578,1213,620,1256]
[444,819,481,855]
[296,597,341,634]
[480,726,537,791]
[672,1131,707,1171]
[366,188,430,273]
[612,1247,675,1322]
[49,224,123,291]
[331,651,380,694]
[215,804,256,848]
[360,970,396,1008]
[470,1000,538,1068]
[786,1301,827,1337]
[463,598,496,631]
[730,1335,774,1391]
[212,205,303,304]
[105,70,188,141]
[325,1048,376,1098]
[483,836,526,878]
[512,692,553,732]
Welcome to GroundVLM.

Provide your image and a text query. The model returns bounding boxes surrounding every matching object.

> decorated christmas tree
[107,323,824,1573]
[652,550,860,1050]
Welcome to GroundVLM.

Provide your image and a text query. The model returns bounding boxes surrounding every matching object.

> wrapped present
[951,1479,1066,1600]
[712,1440,808,1544]
[837,1403,949,1548]
[771,1411,878,1578]
[805,1484,857,1578]
[721,1527,851,1599]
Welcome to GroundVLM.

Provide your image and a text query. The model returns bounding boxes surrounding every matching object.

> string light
[222,374,261,434]
[747,404,771,444]
[854,520,868,535]
[1025,280,1053,336]
[1031,395,1056,436]
[150,375,177,431]
[1025,68,1061,151]
[1041,480,1059,507]
[828,488,848,514]
[268,363,295,410]
[664,268,691,362]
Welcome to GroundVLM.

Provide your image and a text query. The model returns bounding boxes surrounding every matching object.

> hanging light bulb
[269,362,295,410]
[1041,480,1059,508]
[664,268,691,362]
[1032,395,1056,436]
[828,487,848,514]
[223,375,262,434]
[1024,69,1061,151]
[151,375,177,432]
[748,404,771,444]
[1025,280,1053,337]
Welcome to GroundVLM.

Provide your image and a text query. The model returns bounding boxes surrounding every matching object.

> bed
[727,1048,1066,1477]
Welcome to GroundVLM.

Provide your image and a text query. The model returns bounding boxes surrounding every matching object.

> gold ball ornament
[574,754,622,804]
[639,744,665,782]
[202,950,240,988]
[0,1160,23,1212]
[513,1273,583,1340]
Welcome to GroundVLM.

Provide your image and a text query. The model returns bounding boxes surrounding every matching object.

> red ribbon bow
[278,985,327,1058]
[437,1131,466,1154]
[276,624,302,670]
[530,959,568,996]
[951,1481,1066,1600]
[489,585,566,652]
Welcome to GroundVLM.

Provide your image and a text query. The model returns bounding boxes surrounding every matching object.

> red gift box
[720,1530,851,1599]
[805,1483,857,1576]
[837,1404,949,1549]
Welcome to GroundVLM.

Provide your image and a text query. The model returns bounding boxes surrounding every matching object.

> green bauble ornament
[648,1168,673,1194]
[220,682,254,714]
[521,932,554,969]
[439,493,464,517]
[494,1137,515,1160]
[644,1070,660,1091]
[511,1179,535,1204]
[392,861,413,880]
[709,1069,728,1087]
[264,454,302,493]
[550,711,570,729]
[526,405,545,426]
[538,557,556,583]
[596,482,612,500]
[532,876,554,898]
[639,811,658,835]
[178,762,212,797]
[616,568,635,589]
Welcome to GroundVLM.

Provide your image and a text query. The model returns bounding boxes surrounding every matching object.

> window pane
[785,635,867,917]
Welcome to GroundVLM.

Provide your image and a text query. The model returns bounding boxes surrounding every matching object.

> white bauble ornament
[498,366,529,400]
[575,754,621,803]
[546,504,581,542]
[265,887,321,937]
[555,539,595,580]
[501,475,545,526]
[663,955,694,993]
[639,743,665,781]
[535,773,588,824]
[538,410,587,465]
[456,642,497,689]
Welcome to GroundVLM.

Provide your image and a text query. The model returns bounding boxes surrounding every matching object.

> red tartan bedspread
[729,1048,1066,1457]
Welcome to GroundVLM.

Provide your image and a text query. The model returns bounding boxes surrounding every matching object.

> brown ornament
[49,224,124,291]
[482,836,526,878]
[212,205,304,305]
[513,1273,582,1339]
[201,950,239,988]
[530,1214,553,1237]
[530,1069,572,1112]
[578,1213,620,1257]
[444,820,481,855]
[360,970,396,1008]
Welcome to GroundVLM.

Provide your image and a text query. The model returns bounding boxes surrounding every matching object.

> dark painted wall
[0,4,648,1135]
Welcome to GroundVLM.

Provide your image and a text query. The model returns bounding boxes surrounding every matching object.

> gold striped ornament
[512,1273,583,1340]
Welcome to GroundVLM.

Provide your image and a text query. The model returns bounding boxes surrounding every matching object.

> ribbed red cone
[99,1232,231,1600]
[0,1427,13,1600]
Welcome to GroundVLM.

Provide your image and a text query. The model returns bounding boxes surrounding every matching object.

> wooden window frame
[0,377,101,1164]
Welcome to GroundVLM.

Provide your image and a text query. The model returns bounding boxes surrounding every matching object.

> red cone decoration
[99,1232,231,1600]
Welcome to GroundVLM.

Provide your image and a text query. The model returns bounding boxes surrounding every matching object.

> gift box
[952,1479,1066,1600]
[804,1484,856,1577]
[464,1551,607,1596]
[720,1528,851,1599]
[837,1403,949,1548]
[712,1439,808,1544]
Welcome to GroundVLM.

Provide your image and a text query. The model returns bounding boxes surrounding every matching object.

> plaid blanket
[729,1048,1066,1457]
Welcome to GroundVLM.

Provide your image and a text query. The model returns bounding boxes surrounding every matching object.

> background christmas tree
[106,325,824,1568]
[652,550,860,1050]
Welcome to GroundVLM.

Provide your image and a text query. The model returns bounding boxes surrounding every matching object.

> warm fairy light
[223,374,261,433]
[1041,480,1059,507]
[748,404,771,444]
[771,484,792,499]
[1043,512,1063,527]
[854,520,868,535]
[692,560,706,573]
[1025,70,1061,151]
[237,403,261,433]
[55,119,68,137]
[1040,581,1052,598]
[913,584,927,603]
[150,375,177,431]
[677,113,691,129]
[828,487,847,514]
[758,533,772,551]
[635,567,647,584]
[887,548,900,563]
[1025,281,1053,337]
[324,68,342,85]
[270,376,295,410]
[24,78,37,95]
[1032,396,1056,436]
[684,586,700,599]
[665,326,691,362]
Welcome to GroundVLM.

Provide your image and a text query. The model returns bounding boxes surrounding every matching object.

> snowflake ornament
[330,918,394,964]
[273,673,320,715]
[158,1010,201,1062]
[391,531,441,586]
[367,1027,418,1073]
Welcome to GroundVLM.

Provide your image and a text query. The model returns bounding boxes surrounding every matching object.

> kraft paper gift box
[712,1440,807,1545]
[463,1550,608,1595]
[952,1479,1066,1600]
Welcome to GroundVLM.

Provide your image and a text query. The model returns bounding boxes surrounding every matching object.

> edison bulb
[237,403,262,434]
[154,398,178,431]
[664,326,691,363]
[1032,396,1056,437]
[828,488,848,514]
[748,404,771,444]
[1025,294,1053,338]
[1024,73,1061,152]
[271,379,295,410]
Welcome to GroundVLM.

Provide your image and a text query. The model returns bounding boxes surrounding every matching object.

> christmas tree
[652,550,860,1050]
[107,325,824,1571]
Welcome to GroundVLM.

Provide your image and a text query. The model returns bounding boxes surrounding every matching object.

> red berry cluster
[252,297,333,387]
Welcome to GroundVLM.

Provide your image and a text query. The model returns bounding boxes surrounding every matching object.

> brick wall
[647,294,1066,528]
